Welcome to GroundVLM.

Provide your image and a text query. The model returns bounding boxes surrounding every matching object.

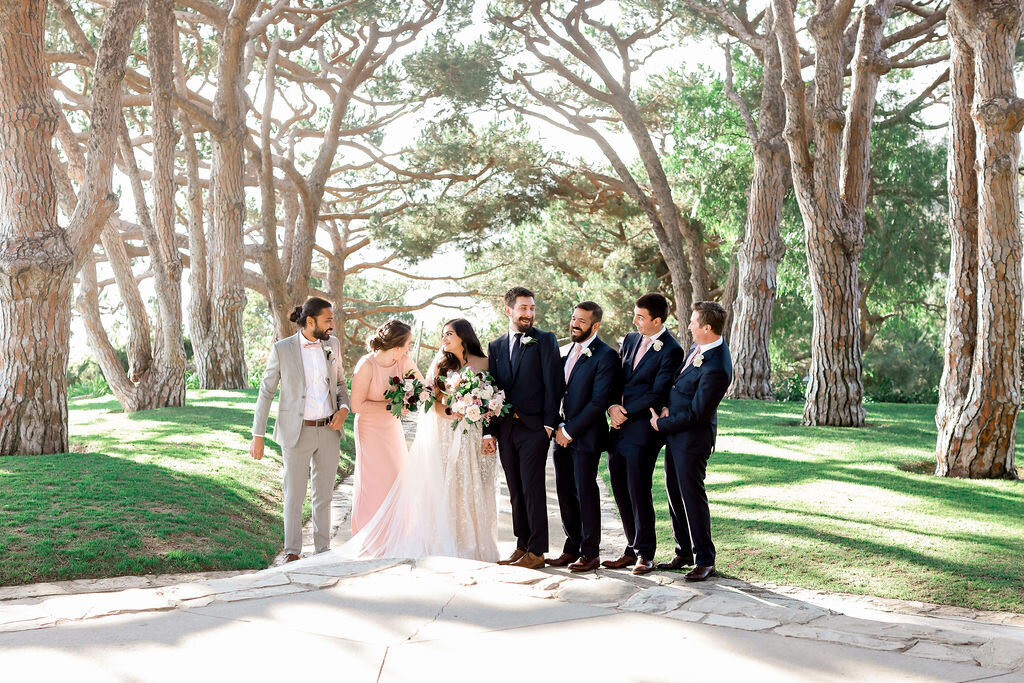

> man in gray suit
[250,297,350,563]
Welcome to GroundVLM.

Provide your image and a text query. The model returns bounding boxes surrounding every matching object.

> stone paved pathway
[2,447,1023,681]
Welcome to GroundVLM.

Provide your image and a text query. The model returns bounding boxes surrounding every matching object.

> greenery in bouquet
[384,370,434,418]
[442,366,511,430]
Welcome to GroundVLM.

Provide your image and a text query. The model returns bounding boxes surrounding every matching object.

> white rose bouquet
[384,370,434,418]
[441,366,511,431]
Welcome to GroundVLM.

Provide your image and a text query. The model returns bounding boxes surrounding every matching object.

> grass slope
[0,390,354,586]
[602,401,1024,613]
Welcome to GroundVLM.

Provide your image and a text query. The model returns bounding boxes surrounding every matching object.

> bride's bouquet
[384,370,434,418]
[442,366,511,431]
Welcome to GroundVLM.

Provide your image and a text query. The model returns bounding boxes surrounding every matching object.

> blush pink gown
[351,353,413,533]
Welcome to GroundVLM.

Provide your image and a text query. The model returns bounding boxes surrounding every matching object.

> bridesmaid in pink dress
[350,320,423,533]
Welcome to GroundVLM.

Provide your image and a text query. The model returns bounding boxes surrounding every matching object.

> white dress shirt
[301,337,333,420]
[698,336,723,354]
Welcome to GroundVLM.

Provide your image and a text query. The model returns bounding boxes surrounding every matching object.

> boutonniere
[324,345,334,362]
[693,352,704,367]
[580,347,592,358]
[522,336,537,346]
[651,339,663,352]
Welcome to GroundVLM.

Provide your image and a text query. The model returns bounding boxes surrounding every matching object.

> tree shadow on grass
[708,451,1022,515]
[709,509,1022,608]
[0,452,283,587]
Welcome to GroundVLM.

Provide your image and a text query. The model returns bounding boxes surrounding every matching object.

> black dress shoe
[546,552,578,567]
[656,555,694,570]
[684,565,715,582]
[632,557,655,575]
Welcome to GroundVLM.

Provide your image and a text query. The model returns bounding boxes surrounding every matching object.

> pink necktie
[681,346,700,371]
[633,336,651,369]
[564,344,582,382]
[303,341,320,349]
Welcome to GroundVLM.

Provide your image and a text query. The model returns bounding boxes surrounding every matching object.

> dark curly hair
[433,318,485,392]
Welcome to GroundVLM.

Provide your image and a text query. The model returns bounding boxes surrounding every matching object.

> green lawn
[0,390,354,587]
[602,401,1024,613]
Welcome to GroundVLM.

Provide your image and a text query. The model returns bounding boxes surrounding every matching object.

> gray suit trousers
[283,424,341,555]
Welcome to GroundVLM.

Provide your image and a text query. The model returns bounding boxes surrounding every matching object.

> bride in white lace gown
[340,319,499,562]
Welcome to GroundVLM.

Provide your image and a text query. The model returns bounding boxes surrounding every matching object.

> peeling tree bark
[935,0,1023,479]
[773,0,898,426]
[0,0,140,454]
[0,1,72,455]
[725,9,789,400]
[196,0,260,388]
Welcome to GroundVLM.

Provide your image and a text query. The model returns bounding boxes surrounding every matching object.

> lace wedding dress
[340,368,499,562]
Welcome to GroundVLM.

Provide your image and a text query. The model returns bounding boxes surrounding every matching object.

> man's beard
[312,323,331,341]
[513,317,533,333]
[570,324,591,343]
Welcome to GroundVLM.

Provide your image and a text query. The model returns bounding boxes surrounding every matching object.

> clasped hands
[649,407,669,431]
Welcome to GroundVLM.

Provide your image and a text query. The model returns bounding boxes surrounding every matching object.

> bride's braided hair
[367,319,412,352]
[434,318,485,392]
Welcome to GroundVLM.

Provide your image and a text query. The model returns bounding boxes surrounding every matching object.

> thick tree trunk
[197,0,259,388]
[0,1,72,455]
[935,0,1023,479]
[727,20,789,401]
[141,0,186,407]
[774,0,897,426]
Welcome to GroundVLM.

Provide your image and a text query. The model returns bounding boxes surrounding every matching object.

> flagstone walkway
[2,450,1022,682]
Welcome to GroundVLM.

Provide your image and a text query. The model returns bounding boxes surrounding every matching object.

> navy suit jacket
[609,330,684,453]
[559,336,620,453]
[657,342,733,457]
[486,327,564,435]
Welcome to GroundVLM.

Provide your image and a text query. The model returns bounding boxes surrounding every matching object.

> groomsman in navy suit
[483,286,564,569]
[548,301,620,573]
[651,301,732,581]
[603,293,684,575]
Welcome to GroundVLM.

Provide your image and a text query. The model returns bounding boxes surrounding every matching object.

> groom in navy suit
[548,301,620,573]
[484,286,564,569]
[604,293,684,575]
[651,301,732,581]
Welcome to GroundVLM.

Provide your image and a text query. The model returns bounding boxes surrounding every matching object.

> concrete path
[2,456,1023,681]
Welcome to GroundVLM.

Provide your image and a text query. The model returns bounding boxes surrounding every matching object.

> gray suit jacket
[252,333,350,448]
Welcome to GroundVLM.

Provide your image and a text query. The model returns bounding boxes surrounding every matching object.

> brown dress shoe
[546,552,578,567]
[511,552,546,570]
[684,565,715,582]
[283,553,300,564]
[632,557,654,575]
[601,554,636,569]
[656,555,694,570]
[498,548,528,565]
[568,556,600,573]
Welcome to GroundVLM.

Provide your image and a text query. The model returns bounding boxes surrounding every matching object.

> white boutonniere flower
[581,347,592,358]
[693,352,704,368]
[522,336,537,346]
[324,346,333,362]
[651,339,663,352]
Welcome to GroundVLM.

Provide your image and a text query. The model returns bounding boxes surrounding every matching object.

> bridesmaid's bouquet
[442,366,511,430]
[384,370,433,418]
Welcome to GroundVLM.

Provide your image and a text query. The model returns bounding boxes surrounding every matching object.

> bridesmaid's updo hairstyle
[434,318,485,392]
[367,319,412,352]
[290,297,332,327]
